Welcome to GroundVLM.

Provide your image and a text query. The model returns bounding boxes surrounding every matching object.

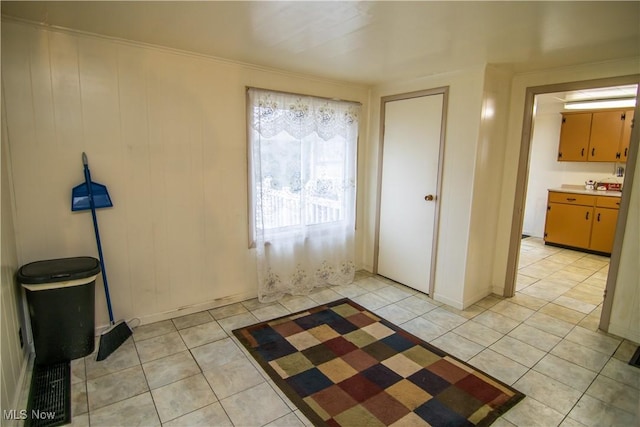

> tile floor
[18,238,640,426]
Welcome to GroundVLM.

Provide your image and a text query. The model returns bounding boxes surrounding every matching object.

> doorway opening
[505,75,639,331]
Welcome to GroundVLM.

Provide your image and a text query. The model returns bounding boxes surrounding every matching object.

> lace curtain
[248,88,360,302]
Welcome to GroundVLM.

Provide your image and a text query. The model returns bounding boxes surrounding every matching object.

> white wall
[464,65,513,303]
[1,97,29,416]
[493,57,640,296]
[1,20,369,329]
[523,100,624,238]
[365,67,486,309]
[608,131,639,342]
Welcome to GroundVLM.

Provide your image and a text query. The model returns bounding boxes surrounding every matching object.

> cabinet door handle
[566,198,576,201]
[585,211,590,220]
[581,148,585,157]
[597,213,601,222]
[591,148,595,157]
[624,148,628,157]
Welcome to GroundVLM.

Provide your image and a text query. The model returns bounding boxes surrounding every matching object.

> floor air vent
[25,362,71,427]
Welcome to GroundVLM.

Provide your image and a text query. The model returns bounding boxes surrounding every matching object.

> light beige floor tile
[85,337,140,380]
[518,259,566,279]
[567,394,637,427]
[547,251,585,265]
[72,381,88,416]
[547,265,596,283]
[209,302,249,320]
[474,294,504,309]
[563,285,604,305]
[242,298,275,311]
[468,349,528,385]
[202,356,265,399]
[508,293,548,311]
[132,320,176,342]
[352,292,391,311]
[553,296,596,315]
[520,279,576,302]
[559,416,588,427]
[516,274,538,291]
[514,370,582,415]
[441,303,485,320]
[264,412,306,427]
[307,287,344,304]
[524,312,574,337]
[89,392,160,427]
[142,350,201,390]
[373,285,413,303]
[86,365,149,411]
[421,307,468,330]
[431,332,484,361]
[490,336,546,368]
[279,295,322,312]
[71,358,86,384]
[490,300,536,322]
[191,337,245,371]
[491,417,517,427]
[599,357,640,389]
[532,354,597,392]
[334,283,369,299]
[217,312,260,334]
[570,256,608,271]
[507,324,562,352]
[375,303,417,325]
[134,331,187,363]
[581,275,606,289]
[68,413,90,427]
[356,277,388,292]
[537,303,586,324]
[394,295,439,315]
[502,396,565,427]
[473,310,520,335]
[252,303,291,321]
[564,326,621,356]
[550,340,610,372]
[179,321,228,348]
[163,402,232,427]
[172,311,213,330]
[453,320,503,347]
[401,316,449,342]
[220,382,291,426]
[585,375,639,414]
[151,374,217,423]
[612,339,639,362]
[577,313,600,331]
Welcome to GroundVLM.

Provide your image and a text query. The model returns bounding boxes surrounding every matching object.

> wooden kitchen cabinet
[588,110,625,161]
[558,112,591,161]
[545,201,593,249]
[619,109,634,162]
[558,109,632,163]
[590,207,619,253]
[544,191,620,254]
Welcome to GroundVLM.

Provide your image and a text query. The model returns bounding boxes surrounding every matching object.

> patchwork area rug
[234,298,524,427]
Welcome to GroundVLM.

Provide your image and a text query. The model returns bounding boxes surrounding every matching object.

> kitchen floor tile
[172,311,214,330]
[513,370,582,415]
[151,374,217,423]
[567,394,637,427]
[220,382,291,426]
[134,331,187,363]
[507,324,562,352]
[86,365,149,411]
[163,402,232,427]
[142,350,201,390]
[468,349,529,386]
[502,396,565,427]
[490,336,546,368]
[88,392,160,427]
[585,374,639,414]
[178,321,228,348]
[202,356,265,399]
[532,354,597,392]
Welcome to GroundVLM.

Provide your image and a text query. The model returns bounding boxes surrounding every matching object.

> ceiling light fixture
[564,98,636,110]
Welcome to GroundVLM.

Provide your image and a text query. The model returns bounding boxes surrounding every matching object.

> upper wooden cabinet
[619,109,634,162]
[558,109,633,162]
[557,112,591,161]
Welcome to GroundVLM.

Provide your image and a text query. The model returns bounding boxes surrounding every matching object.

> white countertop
[549,185,622,198]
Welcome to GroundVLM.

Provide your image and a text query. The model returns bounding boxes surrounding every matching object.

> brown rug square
[233,298,524,426]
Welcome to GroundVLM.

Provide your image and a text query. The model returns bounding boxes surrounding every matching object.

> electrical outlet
[19,327,23,348]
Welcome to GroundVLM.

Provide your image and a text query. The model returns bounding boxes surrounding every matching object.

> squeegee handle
[83,152,116,324]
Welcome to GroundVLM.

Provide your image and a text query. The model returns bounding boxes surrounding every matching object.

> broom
[72,152,132,361]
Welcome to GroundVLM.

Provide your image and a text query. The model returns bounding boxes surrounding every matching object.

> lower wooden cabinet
[544,191,620,254]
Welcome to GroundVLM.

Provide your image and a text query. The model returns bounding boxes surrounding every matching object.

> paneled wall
[1,20,368,329]
[1,103,28,415]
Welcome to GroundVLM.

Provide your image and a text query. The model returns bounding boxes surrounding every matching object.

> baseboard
[463,287,494,309]
[432,293,464,310]
[95,291,257,332]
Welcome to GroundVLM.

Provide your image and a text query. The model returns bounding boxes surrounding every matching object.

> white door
[376,90,446,294]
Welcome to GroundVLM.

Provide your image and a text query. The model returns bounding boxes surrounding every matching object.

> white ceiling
[2,1,639,85]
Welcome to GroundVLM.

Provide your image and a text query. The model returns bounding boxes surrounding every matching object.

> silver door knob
[424,195,435,201]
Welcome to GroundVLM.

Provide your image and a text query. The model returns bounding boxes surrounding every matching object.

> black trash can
[18,257,100,365]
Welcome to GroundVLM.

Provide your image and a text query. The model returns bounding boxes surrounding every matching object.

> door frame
[373,87,449,296]
[504,75,640,331]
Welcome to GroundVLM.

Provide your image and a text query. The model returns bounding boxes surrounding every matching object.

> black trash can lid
[18,257,101,285]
